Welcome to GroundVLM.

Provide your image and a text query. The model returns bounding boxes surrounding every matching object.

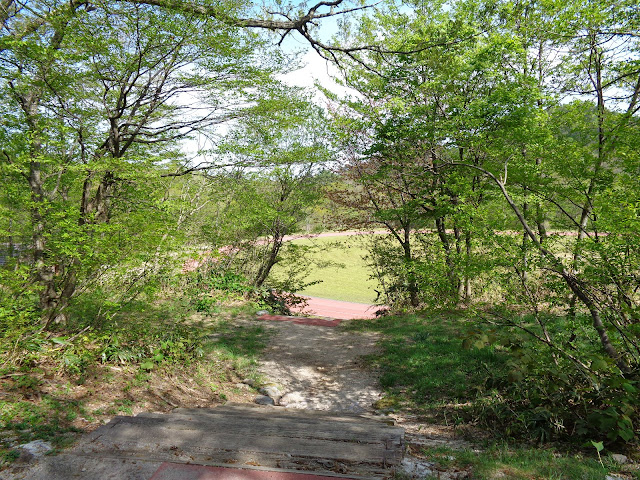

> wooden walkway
[29,403,404,479]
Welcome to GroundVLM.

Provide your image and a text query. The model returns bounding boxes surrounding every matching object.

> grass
[346,311,640,479]
[345,311,506,413]
[206,318,272,375]
[412,444,632,480]
[273,235,380,303]
[0,395,84,458]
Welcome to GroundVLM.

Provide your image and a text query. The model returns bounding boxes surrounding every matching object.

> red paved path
[257,314,342,327]
[257,296,379,326]
[151,463,348,480]
[292,296,379,320]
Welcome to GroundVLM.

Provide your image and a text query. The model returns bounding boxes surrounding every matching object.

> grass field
[273,235,380,304]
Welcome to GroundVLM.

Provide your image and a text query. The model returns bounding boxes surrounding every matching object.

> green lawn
[273,235,380,304]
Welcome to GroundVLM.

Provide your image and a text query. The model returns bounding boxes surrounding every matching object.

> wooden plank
[148,462,381,480]
[139,411,401,439]
[71,449,389,479]
[129,413,402,446]
[174,405,398,427]
[82,421,395,465]
[215,403,385,420]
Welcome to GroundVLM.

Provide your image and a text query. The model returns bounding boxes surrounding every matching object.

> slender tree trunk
[521,201,529,284]
[401,228,419,307]
[435,216,459,302]
[464,230,472,301]
[569,35,605,319]
[253,224,284,288]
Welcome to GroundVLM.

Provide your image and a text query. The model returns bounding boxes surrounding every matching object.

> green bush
[468,315,640,446]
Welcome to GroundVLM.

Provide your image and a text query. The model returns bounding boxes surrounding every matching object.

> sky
[182,17,352,161]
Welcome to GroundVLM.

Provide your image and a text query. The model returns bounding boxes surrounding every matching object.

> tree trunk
[568,35,605,319]
[464,230,472,301]
[253,225,284,288]
[401,228,419,307]
[435,216,459,303]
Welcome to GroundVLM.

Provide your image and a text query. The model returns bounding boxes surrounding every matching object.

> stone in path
[6,403,404,480]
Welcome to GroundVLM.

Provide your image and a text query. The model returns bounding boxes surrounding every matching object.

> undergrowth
[0,272,271,468]
[348,311,640,478]
[410,444,635,480]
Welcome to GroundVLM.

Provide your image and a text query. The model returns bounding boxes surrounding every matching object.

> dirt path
[256,319,383,413]
[254,316,474,479]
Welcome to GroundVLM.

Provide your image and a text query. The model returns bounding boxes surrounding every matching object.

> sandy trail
[254,317,474,460]
[256,320,383,413]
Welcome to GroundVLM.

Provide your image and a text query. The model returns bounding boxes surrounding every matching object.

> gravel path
[257,320,383,413]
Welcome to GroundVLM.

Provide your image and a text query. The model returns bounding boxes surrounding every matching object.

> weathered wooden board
[128,413,401,446]
[85,425,385,462]
[72,404,404,478]
[174,404,396,425]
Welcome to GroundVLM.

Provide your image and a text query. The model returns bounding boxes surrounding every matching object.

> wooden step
[173,403,396,425]
[74,403,405,478]
[131,412,399,445]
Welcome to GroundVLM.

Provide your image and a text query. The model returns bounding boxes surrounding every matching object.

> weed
[347,312,506,415]
[0,396,84,463]
[1,449,20,465]
[418,444,620,479]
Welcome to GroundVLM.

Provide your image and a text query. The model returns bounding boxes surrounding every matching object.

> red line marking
[257,315,342,327]
[150,463,352,480]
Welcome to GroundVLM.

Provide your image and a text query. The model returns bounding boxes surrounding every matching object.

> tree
[0,1,290,327]
[203,89,334,289]
[327,0,640,442]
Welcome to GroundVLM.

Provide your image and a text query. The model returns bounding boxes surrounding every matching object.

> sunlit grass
[273,235,380,303]
[419,444,618,480]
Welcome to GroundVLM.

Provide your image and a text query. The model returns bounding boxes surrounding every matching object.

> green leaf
[590,358,608,371]
[140,361,155,371]
[590,441,604,453]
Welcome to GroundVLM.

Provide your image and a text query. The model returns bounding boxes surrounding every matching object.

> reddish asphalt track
[291,295,379,320]
[150,463,347,480]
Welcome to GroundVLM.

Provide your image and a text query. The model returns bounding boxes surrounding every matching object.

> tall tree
[205,89,334,288]
[0,1,290,327]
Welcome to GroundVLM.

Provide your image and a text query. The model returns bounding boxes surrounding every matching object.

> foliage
[0,293,271,466]
[0,0,288,329]
[198,91,334,290]
[183,258,309,315]
[415,444,624,480]
[467,312,640,445]
[327,0,640,446]
[350,309,640,454]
